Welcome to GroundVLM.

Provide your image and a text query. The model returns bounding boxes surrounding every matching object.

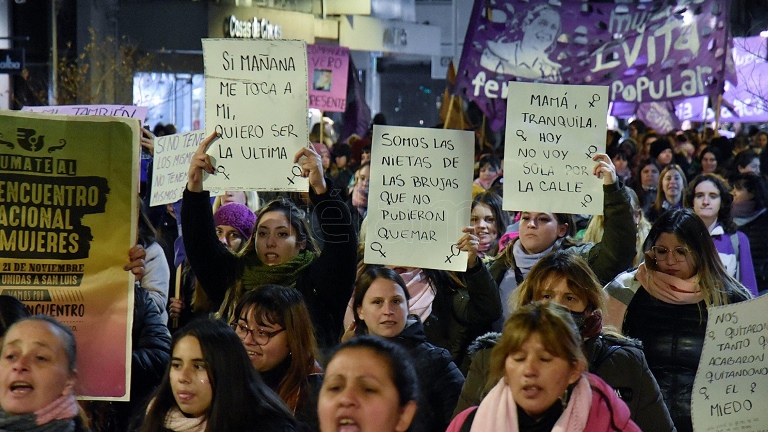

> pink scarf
[470,376,592,432]
[401,268,435,323]
[637,263,703,305]
[164,407,207,432]
[34,385,79,425]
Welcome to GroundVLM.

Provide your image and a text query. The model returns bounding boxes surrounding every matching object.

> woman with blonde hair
[448,302,640,431]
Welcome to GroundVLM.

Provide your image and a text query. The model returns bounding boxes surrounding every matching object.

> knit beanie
[214,202,256,239]
[649,138,673,160]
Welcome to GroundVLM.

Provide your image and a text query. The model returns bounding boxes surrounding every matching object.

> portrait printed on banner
[313,69,333,91]
[480,3,562,82]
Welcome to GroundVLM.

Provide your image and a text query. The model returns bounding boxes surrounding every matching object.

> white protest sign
[364,125,474,272]
[149,131,207,206]
[692,295,768,432]
[503,82,608,214]
[22,104,149,124]
[202,39,309,192]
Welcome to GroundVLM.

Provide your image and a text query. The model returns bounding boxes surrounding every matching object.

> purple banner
[721,36,768,123]
[307,45,350,113]
[455,0,729,130]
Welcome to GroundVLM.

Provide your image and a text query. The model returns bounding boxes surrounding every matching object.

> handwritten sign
[307,44,349,113]
[364,125,474,271]
[22,104,148,124]
[149,130,207,206]
[202,38,309,192]
[692,295,768,432]
[502,82,608,215]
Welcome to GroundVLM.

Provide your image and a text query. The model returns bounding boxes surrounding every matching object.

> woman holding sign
[486,153,636,320]
[605,208,751,432]
[182,132,358,351]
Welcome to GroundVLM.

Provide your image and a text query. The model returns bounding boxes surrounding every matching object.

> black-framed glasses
[230,321,286,346]
[648,245,689,263]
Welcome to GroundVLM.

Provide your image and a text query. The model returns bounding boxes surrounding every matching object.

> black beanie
[649,138,673,160]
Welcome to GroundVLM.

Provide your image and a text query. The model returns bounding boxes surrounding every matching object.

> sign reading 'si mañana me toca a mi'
[202,38,309,192]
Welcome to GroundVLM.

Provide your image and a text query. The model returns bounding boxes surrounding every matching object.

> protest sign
[0,110,137,400]
[150,130,208,206]
[692,295,768,432]
[455,0,728,130]
[307,44,349,112]
[364,125,474,272]
[503,82,608,215]
[202,38,309,192]
[22,104,148,123]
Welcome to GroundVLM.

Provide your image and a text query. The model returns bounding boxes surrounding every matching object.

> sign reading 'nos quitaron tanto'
[692,295,768,432]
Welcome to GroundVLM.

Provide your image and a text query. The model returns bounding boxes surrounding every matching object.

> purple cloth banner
[721,36,768,122]
[636,101,681,134]
[455,0,729,130]
[307,45,350,113]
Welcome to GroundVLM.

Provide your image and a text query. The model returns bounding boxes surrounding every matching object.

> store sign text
[225,15,282,40]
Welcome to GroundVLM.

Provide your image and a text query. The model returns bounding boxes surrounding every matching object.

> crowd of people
[3,116,767,432]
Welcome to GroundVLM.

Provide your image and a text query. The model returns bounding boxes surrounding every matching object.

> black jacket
[392,317,465,432]
[623,287,749,432]
[735,209,768,294]
[181,179,357,350]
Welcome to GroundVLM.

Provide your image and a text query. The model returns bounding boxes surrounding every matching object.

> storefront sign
[456,0,728,131]
[224,14,282,39]
[0,49,24,75]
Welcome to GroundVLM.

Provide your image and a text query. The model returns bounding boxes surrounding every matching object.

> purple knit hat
[214,203,256,239]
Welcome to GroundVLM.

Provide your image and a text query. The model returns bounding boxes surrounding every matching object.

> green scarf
[242,251,316,289]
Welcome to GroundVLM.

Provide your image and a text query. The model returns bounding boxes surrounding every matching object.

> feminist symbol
[589,94,601,108]
[516,130,527,142]
[585,145,597,159]
[580,194,592,208]
[370,242,387,258]
[286,166,303,185]
[216,165,230,180]
[445,244,462,263]
[699,387,709,400]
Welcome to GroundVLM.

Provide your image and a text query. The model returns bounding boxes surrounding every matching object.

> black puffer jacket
[454,332,676,432]
[735,209,768,294]
[623,287,749,432]
[391,317,465,432]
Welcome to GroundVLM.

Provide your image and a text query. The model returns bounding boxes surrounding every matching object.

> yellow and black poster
[0,110,138,400]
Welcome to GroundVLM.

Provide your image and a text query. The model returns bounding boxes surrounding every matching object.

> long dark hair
[232,285,318,411]
[138,317,295,432]
[472,191,511,256]
[684,173,736,234]
[643,208,749,308]
[257,197,319,255]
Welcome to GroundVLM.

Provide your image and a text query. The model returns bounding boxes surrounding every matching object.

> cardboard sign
[0,110,137,400]
[307,44,349,112]
[202,38,309,192]
[503,82,608,215]
[692,295,768,432]
[149,131,208,206]
[364,125,474,271]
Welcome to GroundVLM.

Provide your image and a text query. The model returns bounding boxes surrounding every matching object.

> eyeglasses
[230,321,286,346]
[648,245,689,262]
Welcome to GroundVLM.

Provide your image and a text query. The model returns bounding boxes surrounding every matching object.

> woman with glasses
[230,285,322,431]
[605,208,751,432]
[351,267,465,432]
[646,164,687,223]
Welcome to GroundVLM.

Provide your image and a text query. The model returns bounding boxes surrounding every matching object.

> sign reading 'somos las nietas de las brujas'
[0,49,24,75]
